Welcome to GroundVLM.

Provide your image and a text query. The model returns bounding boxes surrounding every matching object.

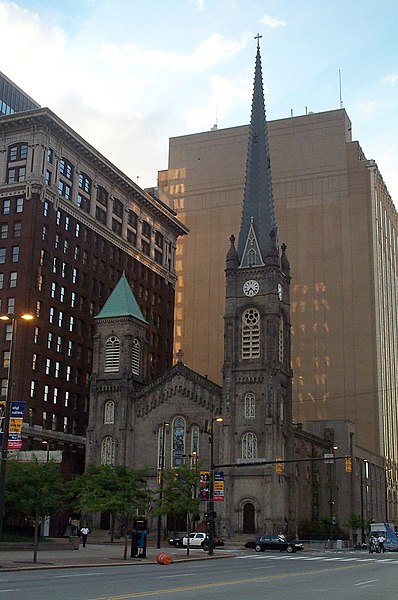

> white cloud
[260,14,286,28]
[358,100,389,115]
[383,74,398,84]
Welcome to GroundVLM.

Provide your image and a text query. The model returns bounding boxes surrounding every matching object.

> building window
[64,391,70,407]
[7,298,15,314]
[59,158,73,180]
[45,169,52,186]
[60,286,65,302]
[54,361,60,378]
[53,387,58,404]
[43,385,49,402]
[63,416,69,433]
[30,380,36,399]
[96,206,107,225]
[49,307,55,323]
[8,143,28,161]
[242,308,260,359]
[9,272,17,288]
[66,365,71,381]
[242,432,258,459]
[5,324,12,341]
[0,224,8,239]
[0,249,5,264]
[244,392,256,418]
[101,436,115,465]
[52,413,58,431]
[104,336,120,372]
[104,400,115,424]
[16,197,24,213]
[78,172,91,194]
[2,200,10,215]
[0,273,3,289]
[47,148,53,164]
[191,425,199,457]
[96,186,108,207]
[172,417,186,467]
[58,180,71,200]
[34,327,40,344]
[112,218,122,236]
[278,317,284,363]
[11,246,20,263]
[13,221,21,237]
[45,358,52,375]
[131,338,140,375]
[47,332,53,349]
[7,166,26,183]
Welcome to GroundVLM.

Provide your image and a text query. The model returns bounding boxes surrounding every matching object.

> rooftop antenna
[339,69,343,108]
[211,105,218,131]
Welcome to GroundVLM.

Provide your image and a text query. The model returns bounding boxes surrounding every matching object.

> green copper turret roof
[95,273,147,322]
[237,37,277,265]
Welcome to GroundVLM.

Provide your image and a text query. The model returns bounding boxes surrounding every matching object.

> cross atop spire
[237,36,277,267]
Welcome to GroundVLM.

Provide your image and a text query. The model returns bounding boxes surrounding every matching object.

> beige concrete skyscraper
[159,108,398,517]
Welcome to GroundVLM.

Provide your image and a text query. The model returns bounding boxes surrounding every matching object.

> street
[0,550,397,599]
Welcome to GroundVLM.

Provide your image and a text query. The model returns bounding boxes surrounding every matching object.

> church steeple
[237,35,277,267]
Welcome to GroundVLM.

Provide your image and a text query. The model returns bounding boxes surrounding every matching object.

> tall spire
[237,35,277,267]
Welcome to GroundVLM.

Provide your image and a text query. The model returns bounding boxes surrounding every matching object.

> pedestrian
[378,534,386,553]
[80,525,90,548]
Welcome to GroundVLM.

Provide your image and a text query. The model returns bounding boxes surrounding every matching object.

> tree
[71,465,149,559]
[5,457,66,563]
[156,464,200,556]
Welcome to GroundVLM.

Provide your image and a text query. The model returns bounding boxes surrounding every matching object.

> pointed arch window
[242,308,260,359]
[244,392,256,418]
[104,336,120,372]
[248,249,256,266]
[242,432,257,459]
[191,425,199,461]
[132,338,140,375]
[104,400,115,424]
[172,417,186,467]
[101,436,115,465]
[278,317,284,363]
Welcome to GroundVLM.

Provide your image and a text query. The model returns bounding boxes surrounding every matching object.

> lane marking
[55,572,105,578]
[355,579,379,586]
[88,563,375,599]
[156,574,195,579]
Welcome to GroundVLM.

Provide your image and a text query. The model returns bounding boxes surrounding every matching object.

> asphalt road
[1,550,397,599]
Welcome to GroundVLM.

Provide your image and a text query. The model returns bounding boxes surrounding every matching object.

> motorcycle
[369,538,380,553]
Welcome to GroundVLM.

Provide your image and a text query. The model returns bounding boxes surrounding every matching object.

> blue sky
[1,0,397,199]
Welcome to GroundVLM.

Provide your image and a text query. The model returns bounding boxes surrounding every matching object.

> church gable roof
[136,360,222,400]
[95,273,147,322]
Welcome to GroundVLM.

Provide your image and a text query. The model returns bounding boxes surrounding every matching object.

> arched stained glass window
[242,432,257,459]
[242,308,260,359]
[104,400,114,424]
[244,393,255,418]
[172,417,186,467]
[132,338,140,375]
[105,336,120,372]
[191,425,199,462]
[101,436,115,465]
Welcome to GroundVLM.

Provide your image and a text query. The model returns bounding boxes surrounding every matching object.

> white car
[182,532,208,547]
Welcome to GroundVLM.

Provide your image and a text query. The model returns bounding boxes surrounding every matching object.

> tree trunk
[33,509,39,564]
[110,513,115,543]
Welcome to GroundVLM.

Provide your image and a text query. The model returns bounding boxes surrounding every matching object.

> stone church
[86,42,334,537]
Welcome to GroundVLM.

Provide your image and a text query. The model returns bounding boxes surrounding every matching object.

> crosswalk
[234,553,398,565]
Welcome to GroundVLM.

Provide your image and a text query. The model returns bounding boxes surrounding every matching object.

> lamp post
[0,313,34,541]
[42,440,50,463]
[207,416,223,556]
[156,421,169,549]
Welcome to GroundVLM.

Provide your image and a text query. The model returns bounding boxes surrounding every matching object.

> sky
[1,0,397,200]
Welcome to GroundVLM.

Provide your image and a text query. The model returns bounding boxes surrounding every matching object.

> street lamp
[206,416,223,556]
[0,312,34,541]
[42,440,50,463]
[156,421,169,549]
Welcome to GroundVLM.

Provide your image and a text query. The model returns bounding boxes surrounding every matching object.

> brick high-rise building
[0,104,187,475]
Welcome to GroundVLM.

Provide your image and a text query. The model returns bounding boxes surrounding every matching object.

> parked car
[245,534,304,553]
[169,532,224,549]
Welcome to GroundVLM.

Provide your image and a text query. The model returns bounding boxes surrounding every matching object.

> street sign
[324,453,334,464]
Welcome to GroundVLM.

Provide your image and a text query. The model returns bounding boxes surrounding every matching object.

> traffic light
[275,457,283,475]
[345,456,352,473]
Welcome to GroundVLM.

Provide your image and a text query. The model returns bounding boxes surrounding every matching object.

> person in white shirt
[80,526,90,547]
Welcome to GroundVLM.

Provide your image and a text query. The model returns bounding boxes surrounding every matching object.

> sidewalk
[0,540,234,571]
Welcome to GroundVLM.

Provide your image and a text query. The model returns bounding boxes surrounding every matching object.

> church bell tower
[221,37,293,535]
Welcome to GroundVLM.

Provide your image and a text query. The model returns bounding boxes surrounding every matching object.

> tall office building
[0,106,187,475]
[159,108,398,519]
[0,72,40,115]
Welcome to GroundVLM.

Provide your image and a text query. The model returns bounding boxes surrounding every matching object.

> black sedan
[245,534,304,553]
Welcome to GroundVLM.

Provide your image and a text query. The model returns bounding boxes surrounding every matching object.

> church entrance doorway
[243,502,255,534]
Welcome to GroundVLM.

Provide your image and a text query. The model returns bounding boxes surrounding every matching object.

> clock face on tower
[243,279,260,297]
